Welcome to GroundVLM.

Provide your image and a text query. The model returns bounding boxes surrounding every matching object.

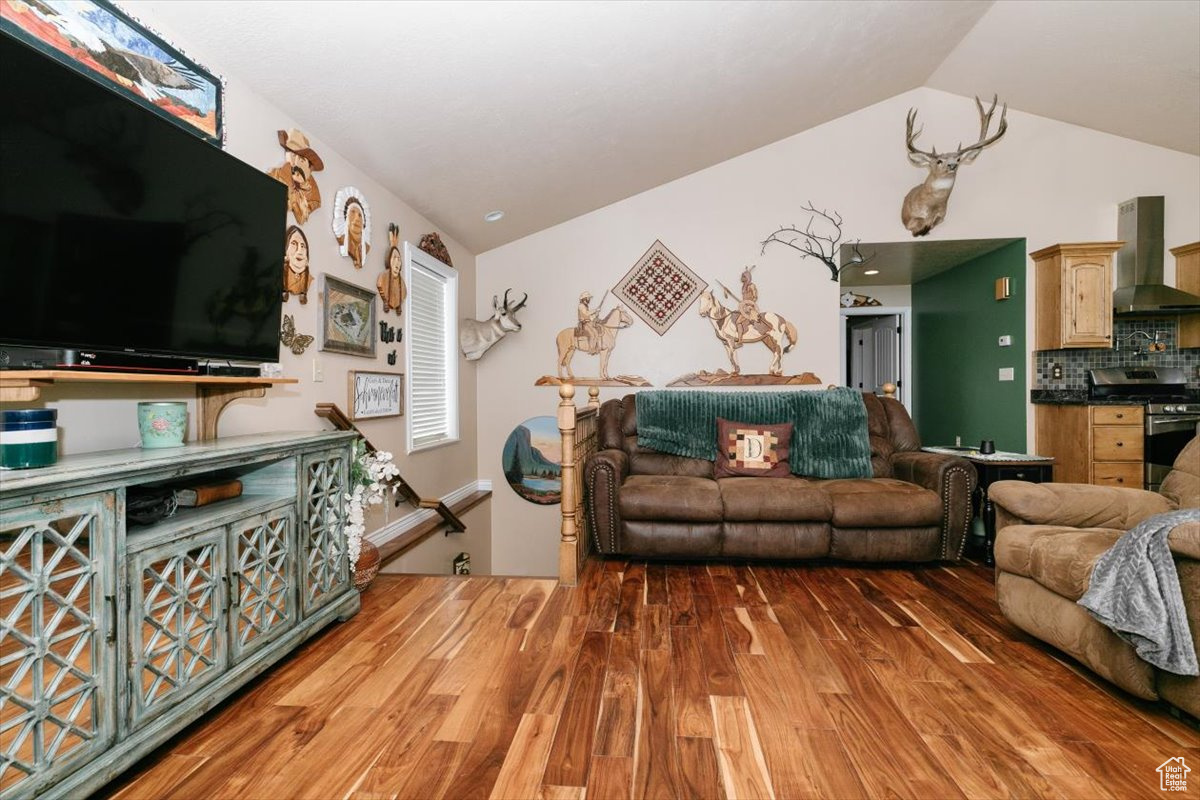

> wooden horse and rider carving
[537,291,650,387]
[700,267,798,376]
[669,267,818,387]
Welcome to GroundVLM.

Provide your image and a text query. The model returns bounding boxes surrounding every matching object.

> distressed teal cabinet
[300,448,350,616]
[0,431,359,800]
[0,492,117,799]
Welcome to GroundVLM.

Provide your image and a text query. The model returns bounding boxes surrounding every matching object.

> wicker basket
[353,540,381,592]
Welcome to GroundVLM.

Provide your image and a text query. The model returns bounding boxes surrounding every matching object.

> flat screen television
[0,32,286,367]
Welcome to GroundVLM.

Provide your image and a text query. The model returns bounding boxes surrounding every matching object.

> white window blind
[405,243,458,452]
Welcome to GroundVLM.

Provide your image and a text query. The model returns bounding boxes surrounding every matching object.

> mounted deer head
[460,288,528,360]
[901,95,1008,237]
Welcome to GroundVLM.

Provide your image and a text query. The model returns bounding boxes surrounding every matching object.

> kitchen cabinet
[1032,242,1123,349]
[1035,404,1143,487]
[1173,242,1200,349]
[0,431,359,800]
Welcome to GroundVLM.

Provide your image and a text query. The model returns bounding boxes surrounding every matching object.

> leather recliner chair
[990,437,1200,715]
[583,392,977,562]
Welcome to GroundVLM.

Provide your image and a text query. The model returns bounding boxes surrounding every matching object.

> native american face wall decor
[282,225,313,303]
[333,186,371,270]
[377,223,407,315]
[268,129,324,224]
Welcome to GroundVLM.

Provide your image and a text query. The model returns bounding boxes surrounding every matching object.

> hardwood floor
[100,559,1197,800]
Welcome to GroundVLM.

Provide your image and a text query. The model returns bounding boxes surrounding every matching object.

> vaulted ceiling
[141,0,1200,253]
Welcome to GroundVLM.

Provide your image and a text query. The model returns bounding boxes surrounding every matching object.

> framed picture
[348,370,403,420]
[501,416,562,505]
[320,274,377,358]
[0,0,224,146]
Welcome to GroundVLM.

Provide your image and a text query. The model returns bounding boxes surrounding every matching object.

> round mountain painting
[502,416,563,505]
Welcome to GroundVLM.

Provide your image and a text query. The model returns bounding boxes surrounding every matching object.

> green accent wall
[913,240,1027,451]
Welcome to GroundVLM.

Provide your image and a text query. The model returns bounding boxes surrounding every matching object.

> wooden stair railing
[314,403,466,533]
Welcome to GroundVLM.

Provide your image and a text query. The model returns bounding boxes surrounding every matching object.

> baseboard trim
[366,479,490,548]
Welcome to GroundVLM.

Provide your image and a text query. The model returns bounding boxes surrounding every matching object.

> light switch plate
[998,335,1012,347]
[998,367,1014,381]
[312,358,324,382]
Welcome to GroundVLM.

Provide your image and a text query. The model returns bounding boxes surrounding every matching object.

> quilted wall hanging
[613,240,707,336]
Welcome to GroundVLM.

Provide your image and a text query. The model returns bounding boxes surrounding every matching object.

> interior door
[849,315,900,395]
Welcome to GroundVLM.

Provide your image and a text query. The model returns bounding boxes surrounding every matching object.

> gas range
[1088,367,1196,408]
[1147,402,1200,415]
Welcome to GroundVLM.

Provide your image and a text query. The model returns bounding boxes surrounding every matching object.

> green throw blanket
[635,388,873,479]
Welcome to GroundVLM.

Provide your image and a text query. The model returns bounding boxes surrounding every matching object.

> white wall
[32,8,486,574]
[476,87,1200,576]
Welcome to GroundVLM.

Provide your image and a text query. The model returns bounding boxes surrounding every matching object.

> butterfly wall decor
[280,314,315,355]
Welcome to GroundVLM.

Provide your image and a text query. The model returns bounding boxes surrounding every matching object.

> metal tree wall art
[761,203,873,282]
[460,288,528,360]
[901,94,1008,236]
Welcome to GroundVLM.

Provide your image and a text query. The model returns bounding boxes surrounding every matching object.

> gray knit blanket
[1078,508,1200,676]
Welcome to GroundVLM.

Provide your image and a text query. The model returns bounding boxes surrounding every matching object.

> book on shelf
[176,479,243,507]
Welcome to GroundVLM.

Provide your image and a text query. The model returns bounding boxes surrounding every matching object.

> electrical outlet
[998,335,1012,347]
[312,358,324,382]
[1052,363,1063,380]
[998,367,1014,382]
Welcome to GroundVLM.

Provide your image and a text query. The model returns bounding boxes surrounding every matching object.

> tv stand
[0,371,297,440]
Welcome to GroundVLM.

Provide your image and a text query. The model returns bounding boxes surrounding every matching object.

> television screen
[0,33,286,363]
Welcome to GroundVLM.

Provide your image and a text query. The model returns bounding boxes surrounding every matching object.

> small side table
[922,448,1055,566]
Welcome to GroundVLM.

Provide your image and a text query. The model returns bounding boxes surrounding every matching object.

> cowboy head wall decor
[267,129,324,224]
[333,186,371,270]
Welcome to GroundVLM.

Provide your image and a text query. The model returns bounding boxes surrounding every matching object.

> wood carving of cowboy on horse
[557,290,634,380]
[699,266,798,376]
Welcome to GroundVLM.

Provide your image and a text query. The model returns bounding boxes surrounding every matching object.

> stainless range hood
[1113,196,1200,315]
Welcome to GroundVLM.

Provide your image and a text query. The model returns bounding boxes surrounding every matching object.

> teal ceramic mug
[137,402,187,449]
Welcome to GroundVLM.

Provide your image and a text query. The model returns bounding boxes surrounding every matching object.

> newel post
[558,383,579,585]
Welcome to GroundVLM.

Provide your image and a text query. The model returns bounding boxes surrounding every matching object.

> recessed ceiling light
[864,269,880,276]
[484,210,505,223]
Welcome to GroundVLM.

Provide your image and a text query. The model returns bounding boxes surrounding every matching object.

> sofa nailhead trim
[939,465,973,560]
[584,462,618,554]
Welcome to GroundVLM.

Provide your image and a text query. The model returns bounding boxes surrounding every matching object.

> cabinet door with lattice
[228,507,296,662]
[0,492,116,800]
[125,530,226,732]
[299,448,350,617]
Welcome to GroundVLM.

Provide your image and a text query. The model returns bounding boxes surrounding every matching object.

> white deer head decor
[901,95,1008,237]
[460,288,528,360]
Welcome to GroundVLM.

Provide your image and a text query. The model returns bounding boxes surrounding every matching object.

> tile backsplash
[1034,317,1200,389]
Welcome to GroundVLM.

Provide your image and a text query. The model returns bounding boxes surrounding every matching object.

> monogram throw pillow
[714,418,792,478]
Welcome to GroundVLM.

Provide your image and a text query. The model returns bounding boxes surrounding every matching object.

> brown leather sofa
[583,392,977,562]
[990,437,1200,715]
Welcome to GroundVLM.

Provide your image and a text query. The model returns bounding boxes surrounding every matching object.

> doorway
[837,237,1027,450]
[841,308,910,408]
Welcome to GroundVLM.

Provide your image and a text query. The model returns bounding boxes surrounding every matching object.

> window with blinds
[404,242,459,452]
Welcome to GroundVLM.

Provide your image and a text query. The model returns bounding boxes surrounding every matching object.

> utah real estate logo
[1158,757,1190,792]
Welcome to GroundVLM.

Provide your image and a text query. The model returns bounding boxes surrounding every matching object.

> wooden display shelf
[0,370,297,441]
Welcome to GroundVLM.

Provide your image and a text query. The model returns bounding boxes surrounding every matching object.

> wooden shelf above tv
[0,371,298,440]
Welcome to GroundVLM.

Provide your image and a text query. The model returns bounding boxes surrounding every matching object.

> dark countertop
[1031,389,1200,405]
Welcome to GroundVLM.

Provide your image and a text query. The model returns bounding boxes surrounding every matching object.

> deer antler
[905,108,935,165]
[510,291,528,312]
[957,94,1008,163]
[760,202,873,282]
